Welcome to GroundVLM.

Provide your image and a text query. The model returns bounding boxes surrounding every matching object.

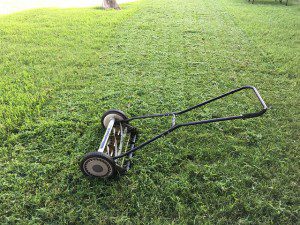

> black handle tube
[114,86,268,159]
[126,86,267,121]
[113,127,177,159]
[176,86,247,115]
[114,115,244,159]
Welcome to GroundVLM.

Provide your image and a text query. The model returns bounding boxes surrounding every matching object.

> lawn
[0,0,299,224]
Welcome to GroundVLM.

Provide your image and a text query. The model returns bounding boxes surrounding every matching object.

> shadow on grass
[247,0,293,6]
[91,6,103,10]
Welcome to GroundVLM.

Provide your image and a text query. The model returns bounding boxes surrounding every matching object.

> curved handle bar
[127,85,268,122]
[241,86,268,118]
[114,86,268,159]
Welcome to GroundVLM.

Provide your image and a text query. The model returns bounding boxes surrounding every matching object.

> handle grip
[242,86,268,118]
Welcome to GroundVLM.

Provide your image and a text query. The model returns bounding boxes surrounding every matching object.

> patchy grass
[0,0,299,224]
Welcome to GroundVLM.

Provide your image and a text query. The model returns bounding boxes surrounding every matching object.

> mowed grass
[0,0,299,224]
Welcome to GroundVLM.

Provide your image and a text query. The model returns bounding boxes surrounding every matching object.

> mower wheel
[101,109,128,128]
[80,152,116,178]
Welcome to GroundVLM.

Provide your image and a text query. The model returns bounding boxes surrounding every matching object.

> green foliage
[0,0,299,224]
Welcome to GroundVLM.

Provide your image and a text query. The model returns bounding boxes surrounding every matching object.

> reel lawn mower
[80,86,267,179]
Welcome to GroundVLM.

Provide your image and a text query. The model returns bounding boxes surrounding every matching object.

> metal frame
[96,117,138,171]
[113,86,267,160]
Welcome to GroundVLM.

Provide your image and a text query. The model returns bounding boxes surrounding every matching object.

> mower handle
[241,86,268,118]
[114,86,268,160]
[127,85,268,122]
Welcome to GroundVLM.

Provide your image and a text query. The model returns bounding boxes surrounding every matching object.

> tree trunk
[102,0,121,10]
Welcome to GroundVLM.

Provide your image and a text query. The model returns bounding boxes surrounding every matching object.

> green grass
[0,0,299,224]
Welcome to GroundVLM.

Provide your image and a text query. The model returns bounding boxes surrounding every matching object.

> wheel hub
[83,157,113,178]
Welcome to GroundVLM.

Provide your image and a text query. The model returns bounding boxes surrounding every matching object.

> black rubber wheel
[80,152,116,178]
[101,109,128,128]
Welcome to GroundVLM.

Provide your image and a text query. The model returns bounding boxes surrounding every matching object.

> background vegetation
[0,0,299,223]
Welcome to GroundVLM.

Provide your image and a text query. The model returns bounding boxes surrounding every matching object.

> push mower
[80,86,267,178]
